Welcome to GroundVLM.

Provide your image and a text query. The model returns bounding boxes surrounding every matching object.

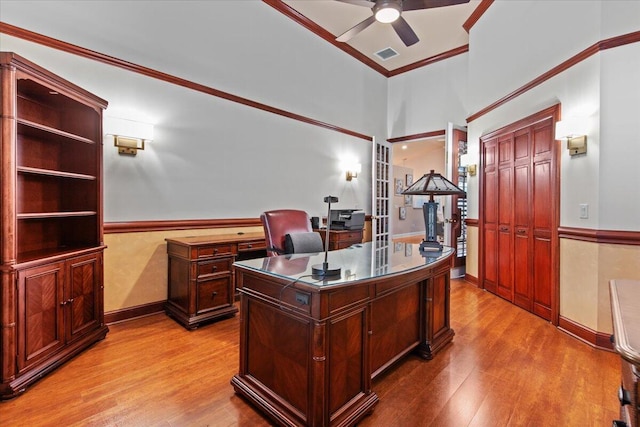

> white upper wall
[599,42,640,230]
[0,1,387,220]
[467,0,604,115]
[464,0,640,230]
[387,53,469,137]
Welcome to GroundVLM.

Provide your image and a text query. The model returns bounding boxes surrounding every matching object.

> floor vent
[375,47,398,61]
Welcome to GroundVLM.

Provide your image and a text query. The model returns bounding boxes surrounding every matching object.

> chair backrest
[261,209,314,257]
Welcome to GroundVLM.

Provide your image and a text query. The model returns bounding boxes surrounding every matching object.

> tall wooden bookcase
[0,52,109,399]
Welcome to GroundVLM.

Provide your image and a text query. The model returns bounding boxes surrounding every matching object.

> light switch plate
[579,203,589,219]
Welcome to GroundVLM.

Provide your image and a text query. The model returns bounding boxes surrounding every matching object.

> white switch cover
[579,203,589,219]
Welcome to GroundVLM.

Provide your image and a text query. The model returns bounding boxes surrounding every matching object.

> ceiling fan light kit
[374,0,402,23]
[336,0,470,47]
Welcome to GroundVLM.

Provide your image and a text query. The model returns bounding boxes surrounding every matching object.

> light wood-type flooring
[0,279,620,426]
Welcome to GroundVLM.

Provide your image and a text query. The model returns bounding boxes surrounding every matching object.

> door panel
[533,237,552,320]
[372,137,391,270]
[451,129,468,268]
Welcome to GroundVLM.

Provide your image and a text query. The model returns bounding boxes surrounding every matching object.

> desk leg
[418,270,455,360]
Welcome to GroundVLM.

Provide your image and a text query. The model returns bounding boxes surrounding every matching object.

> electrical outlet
[579,203,589,219]
[295,292,309,305]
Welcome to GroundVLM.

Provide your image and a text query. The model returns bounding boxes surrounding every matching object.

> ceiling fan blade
[336,15,377,42]
[391,16,419,46]
[402,0,470,12]
[335,0,374,7]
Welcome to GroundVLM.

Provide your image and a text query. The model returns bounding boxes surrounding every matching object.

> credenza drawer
[621,361,639,427]
[196,258,233,278]
[332,231,362,243]
[197,243,234,258]
[196,277,232,314]
[238,240,266,252]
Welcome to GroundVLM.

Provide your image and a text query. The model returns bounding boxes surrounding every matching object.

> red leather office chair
[261,209,318,257]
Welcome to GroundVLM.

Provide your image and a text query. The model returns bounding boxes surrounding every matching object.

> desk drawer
[197,243,234,258]
[196,258,233,278]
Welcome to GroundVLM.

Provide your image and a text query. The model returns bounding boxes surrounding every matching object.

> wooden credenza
[165,232,266,329]
[231,244,455,426]
[0,52,109,399]
[314,228,363,250]
[610,279,640,427]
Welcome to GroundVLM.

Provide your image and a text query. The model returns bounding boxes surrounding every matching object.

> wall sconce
[459,153,477,176]
[104,116,154,156]
[345,162,362,181]
[555,117,588,156]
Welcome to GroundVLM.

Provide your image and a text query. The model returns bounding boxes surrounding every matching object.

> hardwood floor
[0,279,620,426]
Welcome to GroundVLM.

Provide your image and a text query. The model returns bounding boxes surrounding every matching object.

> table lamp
[402,170,466,252]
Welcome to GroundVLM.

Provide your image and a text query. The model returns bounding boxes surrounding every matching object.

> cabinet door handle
[517,229,526,234]
[499,226,509,232]
[60,300,67,306]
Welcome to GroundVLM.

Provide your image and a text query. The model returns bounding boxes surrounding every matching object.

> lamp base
[419,240,443,252]
[312,263,342,278]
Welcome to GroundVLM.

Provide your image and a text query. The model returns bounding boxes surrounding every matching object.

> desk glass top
[233,242,453,288]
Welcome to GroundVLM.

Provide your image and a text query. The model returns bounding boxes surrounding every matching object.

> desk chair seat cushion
[285,232,323,254]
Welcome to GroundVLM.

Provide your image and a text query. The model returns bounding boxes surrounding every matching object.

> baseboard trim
[464,273,478,286]
[558,316,614,351]
[105,301,165,325]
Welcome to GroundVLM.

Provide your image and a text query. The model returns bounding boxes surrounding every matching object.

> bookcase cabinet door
[67,253,103,342]
[17,261,66,374]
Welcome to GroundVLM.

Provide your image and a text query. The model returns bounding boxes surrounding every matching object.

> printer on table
[329,209,365,230]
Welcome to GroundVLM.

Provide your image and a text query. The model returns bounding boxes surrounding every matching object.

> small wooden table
[232,243,455,426]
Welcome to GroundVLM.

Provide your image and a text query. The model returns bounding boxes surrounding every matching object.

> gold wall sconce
[459,153,477,176]
[555,117,588,156]
[345,162,362,181]
[104,116,154,156]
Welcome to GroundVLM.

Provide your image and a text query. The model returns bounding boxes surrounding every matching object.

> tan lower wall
[466,225,479,278]
[103,221,372,314]
[103,226,263,313]
[466,227,640,335]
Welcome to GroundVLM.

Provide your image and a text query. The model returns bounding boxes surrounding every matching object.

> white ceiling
[281,0,481,73]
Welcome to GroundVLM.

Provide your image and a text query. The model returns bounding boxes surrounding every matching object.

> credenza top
[610,279,640,366]
[165,231,265,246]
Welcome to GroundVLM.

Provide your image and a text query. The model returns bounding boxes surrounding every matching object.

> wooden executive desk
[231,243,455,427]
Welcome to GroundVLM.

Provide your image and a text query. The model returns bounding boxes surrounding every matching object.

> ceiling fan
[336,0,470,47]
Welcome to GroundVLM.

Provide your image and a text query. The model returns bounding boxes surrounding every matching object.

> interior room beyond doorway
[391,138,445,242]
